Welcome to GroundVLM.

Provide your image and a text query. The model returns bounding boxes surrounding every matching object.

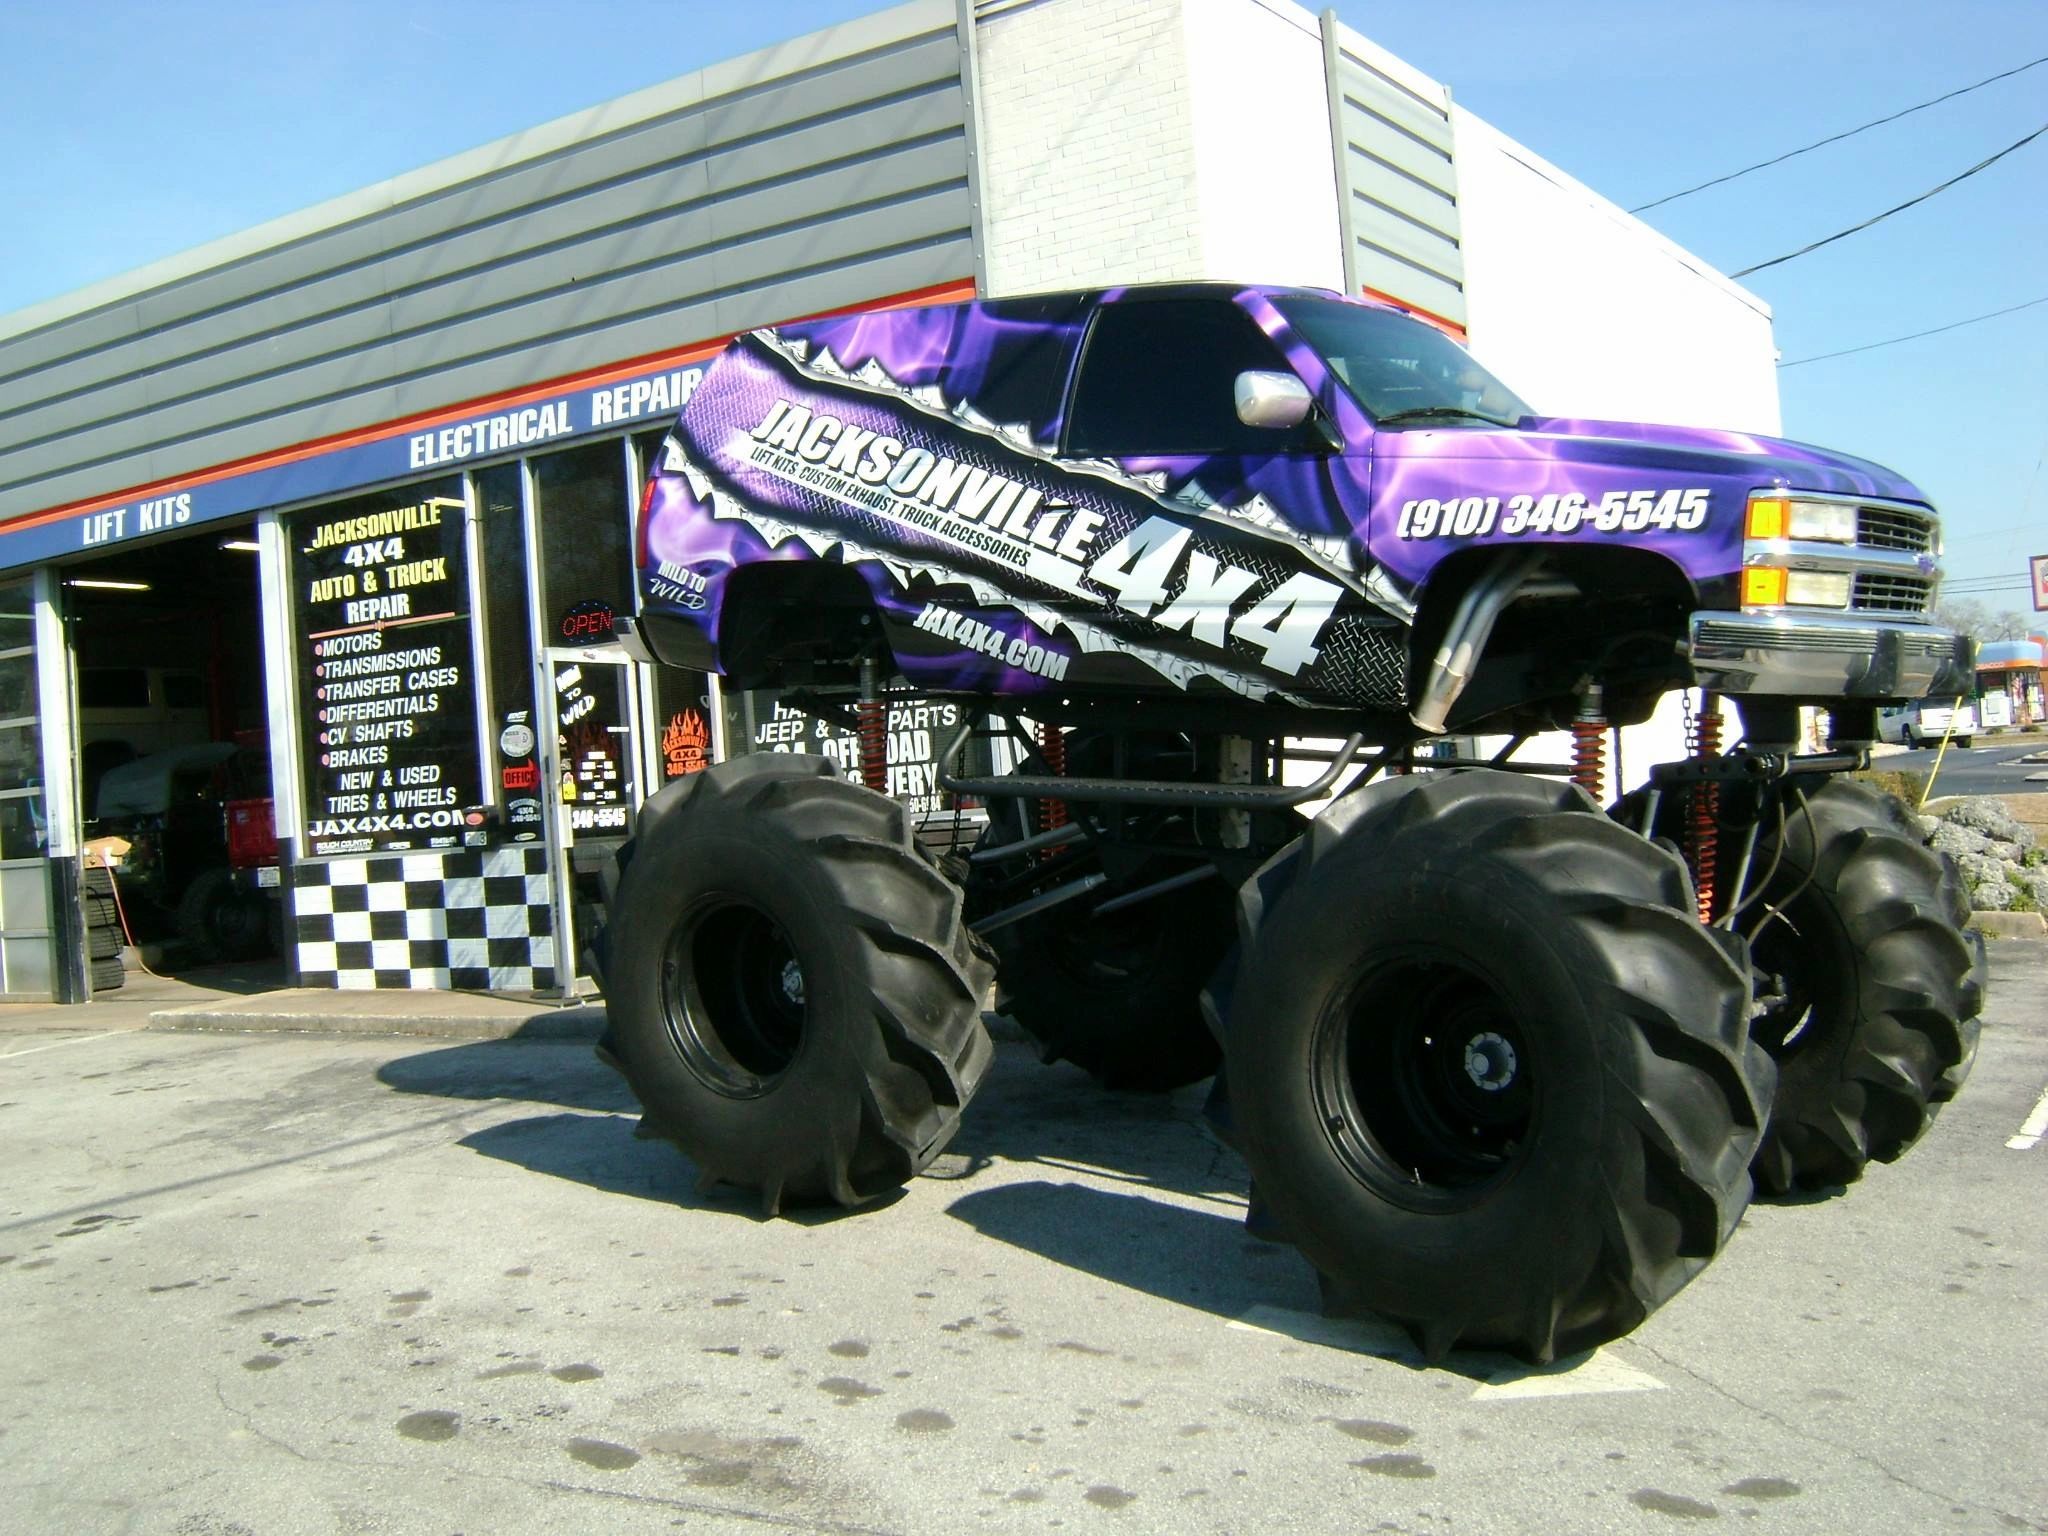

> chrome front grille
[1855,504,1936,554]
[1852,571,1933,615]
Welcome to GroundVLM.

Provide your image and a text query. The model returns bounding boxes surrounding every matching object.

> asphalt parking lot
[3,947,2045,1535]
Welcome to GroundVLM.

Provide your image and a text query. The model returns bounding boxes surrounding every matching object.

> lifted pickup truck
[601,282,1981,1362]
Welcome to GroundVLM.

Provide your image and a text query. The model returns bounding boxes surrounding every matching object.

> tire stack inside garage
[85,865,126,992]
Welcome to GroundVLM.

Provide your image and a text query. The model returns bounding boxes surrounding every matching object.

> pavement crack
[1633,1341,2045,1529]
[211,1379,318,1465]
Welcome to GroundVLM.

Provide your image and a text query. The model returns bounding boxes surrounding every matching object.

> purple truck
[602,283,1982,1361]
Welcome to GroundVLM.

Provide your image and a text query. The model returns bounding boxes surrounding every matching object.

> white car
[1877,699,1976,749]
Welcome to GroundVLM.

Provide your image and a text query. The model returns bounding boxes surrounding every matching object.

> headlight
[1784,569,1852,608]
[1742,565,1853,609]
[1745,494,1858,544]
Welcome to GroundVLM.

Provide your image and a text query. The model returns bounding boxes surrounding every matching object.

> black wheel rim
[1312,954,1535,1209]
[1744,902,1847,1067]
[660,896,808,1097]
[210,893,264,952]
[1045,889,1164,988]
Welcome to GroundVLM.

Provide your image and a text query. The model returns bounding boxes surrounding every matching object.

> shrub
[1851,768,1930,808]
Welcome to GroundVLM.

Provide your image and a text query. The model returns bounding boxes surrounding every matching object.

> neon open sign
[558,599,615,641]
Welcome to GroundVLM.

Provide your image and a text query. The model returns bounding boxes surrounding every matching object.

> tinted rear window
[80,669,149,708]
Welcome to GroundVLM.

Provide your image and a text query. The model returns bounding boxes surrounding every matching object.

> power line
[1778,294,2048,367]
[1631,54,2048,212]
[1949,517,2048,545]
[1731,121,2048,278]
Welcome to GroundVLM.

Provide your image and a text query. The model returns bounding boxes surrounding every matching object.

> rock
[2026,870,2048,910]
[1972,879,2015,911]
[1931,822,1991,859]
[1958,852,2010,889]
[1916,815,1942,839]
[1943,797,2028,845]
[1986,839,2026,865]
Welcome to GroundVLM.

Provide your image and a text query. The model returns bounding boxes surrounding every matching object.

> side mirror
[1234,370,1315,430]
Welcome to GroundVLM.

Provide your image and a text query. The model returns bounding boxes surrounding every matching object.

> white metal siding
[1321,13,1466,326]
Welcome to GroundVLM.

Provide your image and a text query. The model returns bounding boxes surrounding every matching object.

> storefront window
[474,463,543,842]
[632,427,669,488]
[0,577,42,860]
[534,440,633,647]
[651,665,714,783]
[286,477,485,858]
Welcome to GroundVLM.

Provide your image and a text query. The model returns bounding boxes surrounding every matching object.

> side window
[79,669,149,709]
[944,295,1090,445]
[1065,300,1292,457]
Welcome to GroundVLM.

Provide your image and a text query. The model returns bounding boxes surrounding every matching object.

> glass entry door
[0,576,56,998]
[543,647,645,984]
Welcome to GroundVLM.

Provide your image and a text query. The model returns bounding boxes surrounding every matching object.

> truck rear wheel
[1741,780,1972,1192]
[1219,770,1772,1363]
[975,733,1226,1090]
[987,879,1228,1090]
[602,755,995,1213]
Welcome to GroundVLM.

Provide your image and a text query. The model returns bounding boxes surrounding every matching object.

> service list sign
[294,494,485,857]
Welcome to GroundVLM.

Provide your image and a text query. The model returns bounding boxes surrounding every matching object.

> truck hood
[1373,416,1929,505]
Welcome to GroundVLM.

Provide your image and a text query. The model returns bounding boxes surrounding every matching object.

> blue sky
[2,0,2043,606]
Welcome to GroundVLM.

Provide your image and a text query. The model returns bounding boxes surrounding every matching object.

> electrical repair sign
[2031,554,2048,612]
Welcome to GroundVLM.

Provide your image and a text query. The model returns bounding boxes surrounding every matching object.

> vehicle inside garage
[64,519,284,985]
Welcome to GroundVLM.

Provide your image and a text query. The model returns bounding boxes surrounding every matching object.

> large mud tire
[1742,780,1973,1192]
[1220,770,1772,1363]
[602,754,995,1213]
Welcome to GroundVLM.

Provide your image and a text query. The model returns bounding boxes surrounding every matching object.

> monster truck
[598,283,1982,1361]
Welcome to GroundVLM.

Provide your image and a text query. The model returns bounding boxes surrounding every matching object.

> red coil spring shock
[1691,692,1723,922]
[1569,683,1607,800]
[1037,722,1068,835]
[855,696,889,794]
[1569,720,1607,800]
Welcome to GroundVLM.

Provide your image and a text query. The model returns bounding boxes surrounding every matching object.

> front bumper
[1687,611,1975,700]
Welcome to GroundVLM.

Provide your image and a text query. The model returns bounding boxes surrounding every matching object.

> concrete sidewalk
[0,967,604,1044]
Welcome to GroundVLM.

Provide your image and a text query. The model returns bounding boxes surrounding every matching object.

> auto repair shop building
[0,0,1779,1002]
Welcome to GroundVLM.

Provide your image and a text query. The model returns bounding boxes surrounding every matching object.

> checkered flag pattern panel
[291,846,556,992]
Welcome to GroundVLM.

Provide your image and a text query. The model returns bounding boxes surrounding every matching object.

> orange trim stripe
[1360,285,1468,342]
[4,276,979,537]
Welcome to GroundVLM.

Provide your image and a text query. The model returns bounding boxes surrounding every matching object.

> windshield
[1273,297,1531,427]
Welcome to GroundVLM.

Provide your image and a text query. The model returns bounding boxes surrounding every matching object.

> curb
[149,997,607,1043]
[1967,910,2048,940]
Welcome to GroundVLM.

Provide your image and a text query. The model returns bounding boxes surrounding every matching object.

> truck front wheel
[1220,770,1772,1363]
[1741,780,1973,1192]
[602,755,995,1213]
